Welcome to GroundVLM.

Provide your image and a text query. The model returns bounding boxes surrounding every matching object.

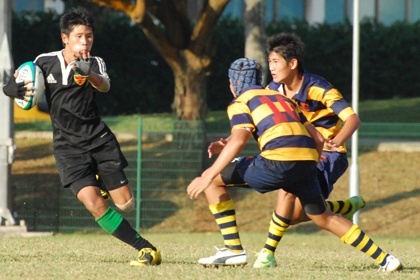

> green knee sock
[96,207,155,251]
[96,207,123,234]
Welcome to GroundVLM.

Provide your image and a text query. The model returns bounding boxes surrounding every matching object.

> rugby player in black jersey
[3,7,160,267]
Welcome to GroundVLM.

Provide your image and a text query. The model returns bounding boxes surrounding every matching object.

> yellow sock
[263,211,290,254]
[209,199,243,253]
[326,199,351,215]
[341,224,388,265]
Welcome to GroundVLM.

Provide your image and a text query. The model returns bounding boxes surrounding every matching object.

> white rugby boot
[198,246,247,267]
[380,255,403,272]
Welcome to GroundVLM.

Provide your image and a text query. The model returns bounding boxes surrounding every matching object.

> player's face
[62,25,94,58]
[268,52,293,84]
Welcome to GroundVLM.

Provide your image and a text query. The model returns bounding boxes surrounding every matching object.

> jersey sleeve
[323,88,356,122]
[92,56,110,80]
[227,101,255,133]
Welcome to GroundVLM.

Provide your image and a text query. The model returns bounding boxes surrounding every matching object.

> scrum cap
[228,58,262,97]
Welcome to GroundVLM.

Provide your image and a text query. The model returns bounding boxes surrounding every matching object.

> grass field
[3,97,420,279]
[1,232,418,280]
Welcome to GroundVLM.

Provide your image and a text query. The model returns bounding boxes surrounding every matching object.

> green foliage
[207,17,244,110]
[10,12,420,115]
[265,19,420,102]
[93,13,174,115]
[11,11,62,65]
[359,20,420,100]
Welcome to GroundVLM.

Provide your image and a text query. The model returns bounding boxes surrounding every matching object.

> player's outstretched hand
[208,138,227,158]
[73,56,92,77]
[2,71,32,100]
[187,176,212,199]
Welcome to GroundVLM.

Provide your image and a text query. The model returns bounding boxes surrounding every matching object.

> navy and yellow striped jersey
[227,85,319,161]
[267,72,356,153]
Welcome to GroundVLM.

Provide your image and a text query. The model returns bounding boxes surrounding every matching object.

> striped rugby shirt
[228,85,319,162]
[268,72,356,153]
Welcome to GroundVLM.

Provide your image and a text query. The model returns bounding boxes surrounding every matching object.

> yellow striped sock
[341,224,388,265]
[209,199,243,253]
[326,199,351,215]
[263,211,290,254]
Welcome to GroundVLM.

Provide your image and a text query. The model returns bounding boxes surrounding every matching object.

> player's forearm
[204,143,242,179]
[333,114,361,146]
[88,72,110,92]
[203,130,250,179]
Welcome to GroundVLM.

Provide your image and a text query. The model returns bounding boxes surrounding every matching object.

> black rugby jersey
[35,50,114,155]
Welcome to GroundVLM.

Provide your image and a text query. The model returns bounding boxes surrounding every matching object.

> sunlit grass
[0,232,418,280]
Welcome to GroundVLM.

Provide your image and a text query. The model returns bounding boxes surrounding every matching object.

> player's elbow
[355,116,362,130]
[348,114,362,131]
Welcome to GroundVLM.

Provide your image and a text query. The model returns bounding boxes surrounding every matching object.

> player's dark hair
[60,7,95,35]
[266,33,305,74]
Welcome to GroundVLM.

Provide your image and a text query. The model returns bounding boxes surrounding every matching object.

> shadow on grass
[288,189,420,234]
[364,189,420,209]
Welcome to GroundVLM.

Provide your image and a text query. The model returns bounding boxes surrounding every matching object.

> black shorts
[54,137,129,196]
[220,157,251,188]
[221,155,326,215]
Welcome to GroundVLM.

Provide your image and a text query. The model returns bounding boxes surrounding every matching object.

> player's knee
[290,211,310,225]
[115,197,135,212]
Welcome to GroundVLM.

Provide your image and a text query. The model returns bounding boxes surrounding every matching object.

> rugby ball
[14,61,45,110]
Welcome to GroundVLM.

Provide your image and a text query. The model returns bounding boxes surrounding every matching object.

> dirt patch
[9,136,420,235]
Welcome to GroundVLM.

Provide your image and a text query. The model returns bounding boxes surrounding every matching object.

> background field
[2,98,420,278]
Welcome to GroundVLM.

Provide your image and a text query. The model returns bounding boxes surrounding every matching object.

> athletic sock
[209,199,243,253]
[326,199,352,215]
[341,224,388,266]
[96,207,156,251]
[263,211,291,254]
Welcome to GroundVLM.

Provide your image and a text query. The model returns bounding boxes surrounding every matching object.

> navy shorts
[54,137,129,196]
[317,151,349,198]
[221,155,326,214]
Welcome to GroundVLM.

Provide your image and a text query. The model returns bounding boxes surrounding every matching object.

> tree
[244,0,267,84]
[88,0,230,120]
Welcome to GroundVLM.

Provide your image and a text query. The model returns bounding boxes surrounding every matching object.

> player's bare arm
[88,72,110,92]
[331,114,361,146]
[187,129,250,199]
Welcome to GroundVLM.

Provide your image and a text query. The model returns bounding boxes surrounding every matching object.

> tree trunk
[172,56,208,120]
[244,0,268,84]
[172,52,208,120]
[89,0,229,120]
